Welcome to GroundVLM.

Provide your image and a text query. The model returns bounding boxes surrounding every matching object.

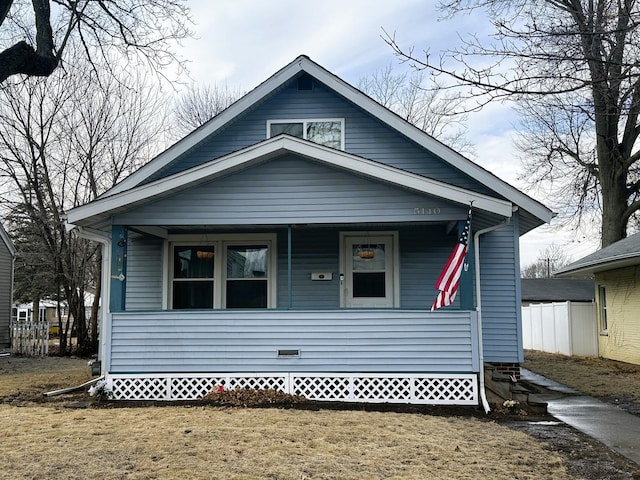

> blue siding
[0,237,12,347]
[125,234,163,310]
[109,309,479,374]
[114,155,467,226]
[146,80,494,196]
[478,214,521,363]
[277,228,339,308]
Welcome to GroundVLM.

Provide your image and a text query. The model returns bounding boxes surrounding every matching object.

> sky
[175,0,601,268]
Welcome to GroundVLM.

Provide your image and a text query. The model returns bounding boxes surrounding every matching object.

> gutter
[70,224,111,376]
[474,215,512,414]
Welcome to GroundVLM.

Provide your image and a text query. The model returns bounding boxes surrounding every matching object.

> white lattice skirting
[105,373,478,405]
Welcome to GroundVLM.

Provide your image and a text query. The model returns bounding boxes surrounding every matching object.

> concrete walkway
[521,368,640,466]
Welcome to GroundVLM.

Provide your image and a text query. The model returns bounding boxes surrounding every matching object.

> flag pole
[431,204,473,311]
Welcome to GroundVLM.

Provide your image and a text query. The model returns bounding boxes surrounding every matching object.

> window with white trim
[172,245,215,309]
[267,119,344,150]
[170,235,275,309]
[598,284,608,333]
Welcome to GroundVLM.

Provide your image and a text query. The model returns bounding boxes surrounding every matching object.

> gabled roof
[555,233,640,276]
[98,55,553,226]
[67,135,514,228]
[0,223,16,257]
[520,278,594,302]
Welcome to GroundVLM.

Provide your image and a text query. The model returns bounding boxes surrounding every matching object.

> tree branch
[0,0,13,27]
[0,40,58,83]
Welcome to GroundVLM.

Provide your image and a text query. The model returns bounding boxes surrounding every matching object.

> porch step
[483,365,547,413]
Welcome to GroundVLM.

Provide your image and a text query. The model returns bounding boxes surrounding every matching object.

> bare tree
[358,64,473,155]
[173,82,242,137]
[0,0,191,83]
[384,1,640,248]
[521,244,573,279]
[0,58,167,354]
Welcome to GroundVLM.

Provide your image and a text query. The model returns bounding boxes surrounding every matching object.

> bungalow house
[0,223,16,349]
[66,56,553,409]
[556,233,640,365]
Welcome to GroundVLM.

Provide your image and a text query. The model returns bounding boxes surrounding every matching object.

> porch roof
[67,135,515,231]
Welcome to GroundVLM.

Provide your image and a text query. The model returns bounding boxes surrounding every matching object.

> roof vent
[297,74,313,91]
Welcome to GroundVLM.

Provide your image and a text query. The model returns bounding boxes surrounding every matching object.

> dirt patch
[0,355,92,405]
[507,420,640,480]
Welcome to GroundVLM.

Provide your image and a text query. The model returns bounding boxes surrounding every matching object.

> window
[267,119,344,149]
[172,246,215,309]
[225,245,268,308]
[170,235,275,309]
[598,285,608,333]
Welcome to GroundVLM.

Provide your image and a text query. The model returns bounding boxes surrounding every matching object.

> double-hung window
[170,235,275,309]
[225,245,269,308]
[172,245,215,309]
[268,119,344,150]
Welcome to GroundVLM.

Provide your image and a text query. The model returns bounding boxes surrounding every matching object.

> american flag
[431,208,472,311]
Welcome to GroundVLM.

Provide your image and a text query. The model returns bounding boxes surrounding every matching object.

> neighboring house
[520,278,594,306]
[0,223,16,349]
[556,233,640,365]
[66,55,553,407]
[520,278,597,357]
[13,292,97,335]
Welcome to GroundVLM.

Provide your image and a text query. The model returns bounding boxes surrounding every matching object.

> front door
[341,232,398,308]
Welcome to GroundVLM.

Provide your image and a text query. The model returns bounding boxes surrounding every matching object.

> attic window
[268,119,344,150]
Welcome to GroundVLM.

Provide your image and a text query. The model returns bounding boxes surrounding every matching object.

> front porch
[103,309,480,404]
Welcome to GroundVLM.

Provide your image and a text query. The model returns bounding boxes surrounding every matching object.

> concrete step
[484,365,547,413]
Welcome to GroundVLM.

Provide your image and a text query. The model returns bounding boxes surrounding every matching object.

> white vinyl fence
[521,301,597,357]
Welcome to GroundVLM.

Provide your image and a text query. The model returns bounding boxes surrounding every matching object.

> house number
[414,207,441,215]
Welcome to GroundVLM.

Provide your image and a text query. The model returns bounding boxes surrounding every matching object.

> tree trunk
[598,144,629,248]
[88,251,102,353]
[56,298,67,357]
[32,297,40,323]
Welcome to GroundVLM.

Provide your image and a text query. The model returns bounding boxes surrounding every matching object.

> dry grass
[0,405,571,480]
[0,355,92,399]
[523,350,640,401]
[0,356,573,480]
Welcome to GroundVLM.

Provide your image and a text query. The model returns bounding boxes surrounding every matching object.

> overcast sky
[176,0,600,267]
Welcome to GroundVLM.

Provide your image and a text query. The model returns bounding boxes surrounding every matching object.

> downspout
[474,215,511,414]
[68,224,111,375]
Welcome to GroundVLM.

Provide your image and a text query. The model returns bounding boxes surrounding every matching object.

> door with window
[341,233,398,308]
